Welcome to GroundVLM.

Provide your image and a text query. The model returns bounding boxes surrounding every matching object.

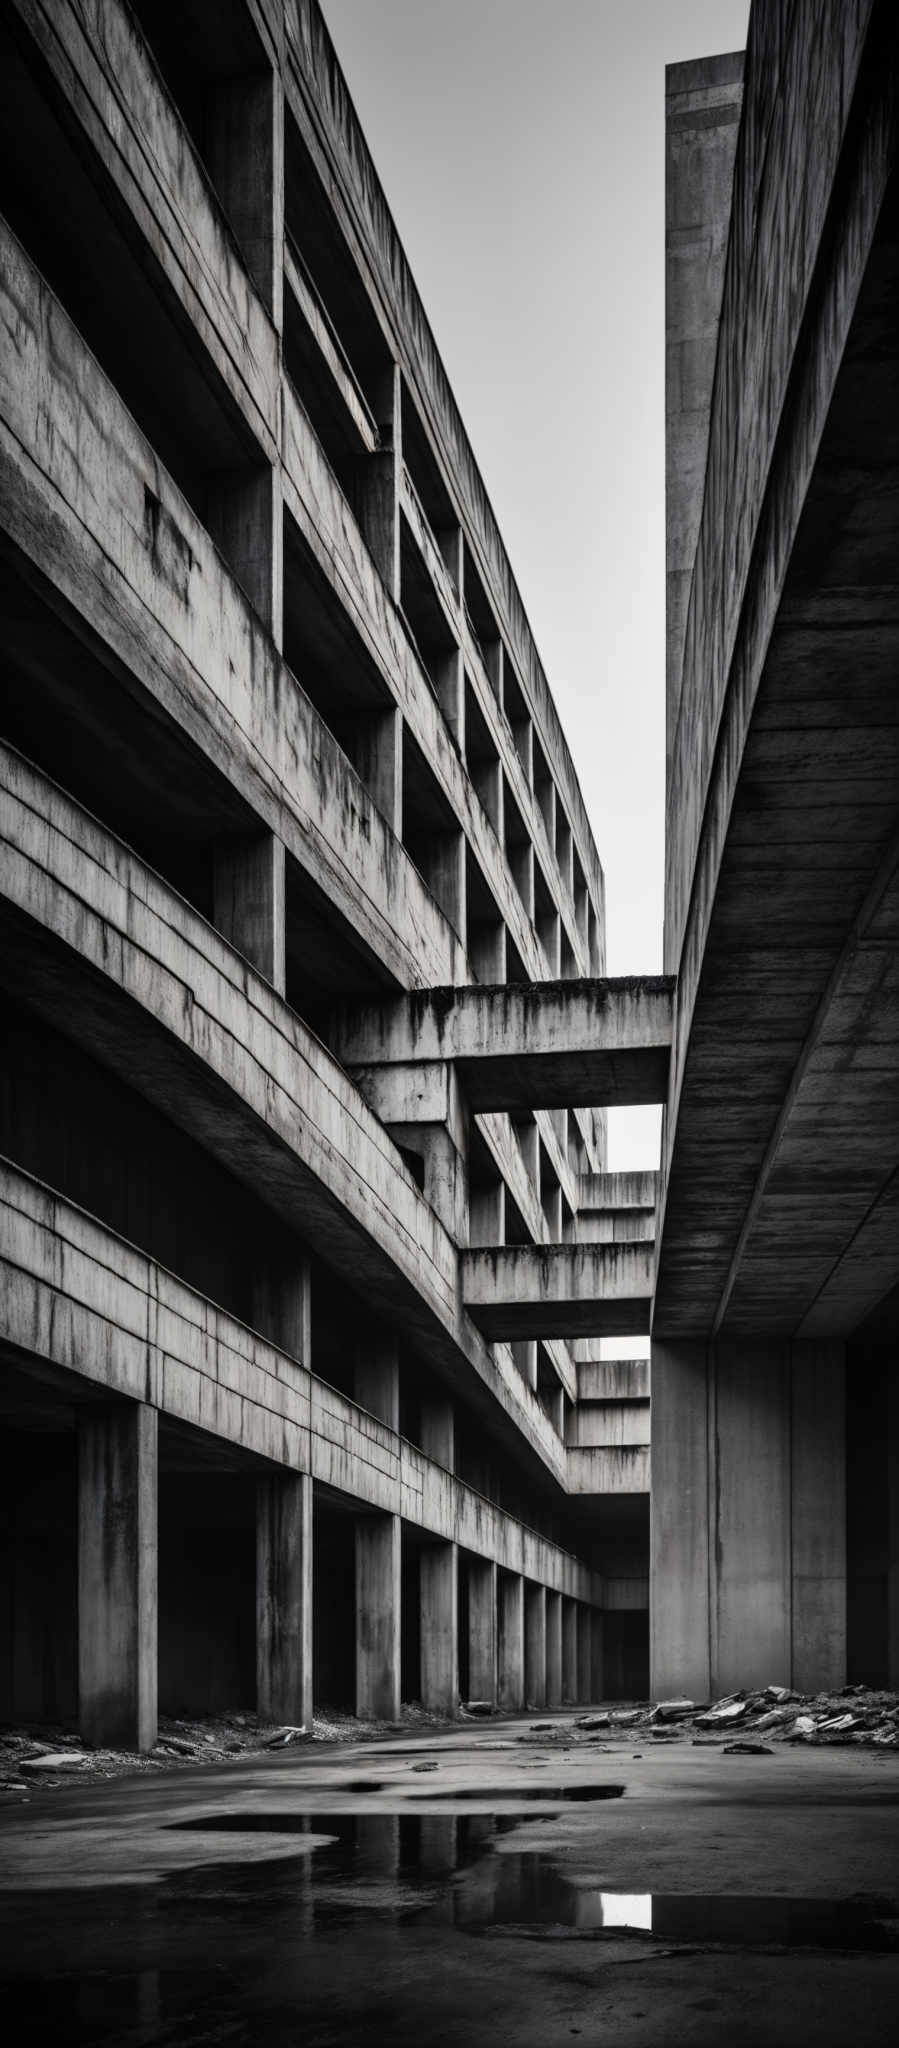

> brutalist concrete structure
[0,0,659,1746]
[654,2,899,1699]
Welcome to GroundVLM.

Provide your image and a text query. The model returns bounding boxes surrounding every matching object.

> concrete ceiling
[655,168,899,1342]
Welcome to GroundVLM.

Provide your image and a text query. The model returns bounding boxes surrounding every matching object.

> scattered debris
[723,1739,774,1756]
[411,1760,439,1772]
[20,1752,93,1775]
[262,1726,308,1749]
[462,1701,493,1717]
[574,1713,610,1731]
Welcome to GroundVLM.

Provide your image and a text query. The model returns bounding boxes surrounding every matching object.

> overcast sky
[320,0,749,1177]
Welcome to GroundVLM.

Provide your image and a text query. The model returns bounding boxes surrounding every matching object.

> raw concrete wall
[651,1338,847,1698]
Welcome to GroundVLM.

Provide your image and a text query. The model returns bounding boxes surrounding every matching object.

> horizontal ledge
[461,1243,654,1340]
[336,978,674,1111]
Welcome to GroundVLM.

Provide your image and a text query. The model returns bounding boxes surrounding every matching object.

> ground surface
[1,1712,898,2046]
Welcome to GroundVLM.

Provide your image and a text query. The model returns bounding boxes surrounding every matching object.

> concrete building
[654,1,899,1699]
[0,0,659,1748]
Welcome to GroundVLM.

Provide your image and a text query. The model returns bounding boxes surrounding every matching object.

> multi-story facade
[0,0,664,1746]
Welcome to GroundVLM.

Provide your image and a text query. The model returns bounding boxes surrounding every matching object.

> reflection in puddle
[168,1813,899,1949]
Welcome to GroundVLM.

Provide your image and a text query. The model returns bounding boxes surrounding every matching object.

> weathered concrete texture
[337,977,673,1112]
[256,1471,313,1731]
[462,1244,653,1341]
[420,1541,458,1715]
[355,1512,401,1721]
[665,51,744,763]
[651,1339,847,1700]
[78,1404,158,1752]
[658,2,899,1342]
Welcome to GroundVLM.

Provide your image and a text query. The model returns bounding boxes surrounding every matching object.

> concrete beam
[461,1245,653,1341]
[577,1171,658,1212]
[335,978,674,1112]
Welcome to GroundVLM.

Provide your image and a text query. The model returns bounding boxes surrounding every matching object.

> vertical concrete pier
[525,1582,547,1709]
[213,830,286,994]
[498,1571,525,1711]
[420,1541,458,1715]
[651,1340,847,1698]
[256,1471,313,1728]
[78,1404,158,1752]
[546,1589,563,1705]
[356,1512,401,1720]
[562,1597,578,1702]
[468,1558,497,1704]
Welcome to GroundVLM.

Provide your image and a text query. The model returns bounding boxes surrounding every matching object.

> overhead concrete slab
[461,1244,653,1340]
[334,977,673,1112]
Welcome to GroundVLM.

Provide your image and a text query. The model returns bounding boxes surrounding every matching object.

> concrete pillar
[497,1571,524,1711]
[435,645,465,756]
[354,1341,400,1432]
[469,920,507,984]
[420,1541,458,1716]
[355,1512,401,1721]
[206,464,283,644]
[205,65,283,324]
[546,1590,563,1706]
[562,1597,578,1702]
[78,1404,157,1752]
[252,1252,310,1366]
[524,1583,547,1709]
[468,1558,497,1704]
[651,1338,847,1699]
[590,1611,604,1703]
[428,831,467,947]
[354,706,403,836]
[469,1181,505,1248]
[357,365,401,599]
[256,1470,312,1728]
[791,1341,847,1692]
[420,1398,455,1471]
[511,1340,538,1391]
[578,1607,594,1704]
[213,829,286,994]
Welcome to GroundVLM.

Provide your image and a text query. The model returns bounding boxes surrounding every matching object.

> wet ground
[2,1714,898,2046]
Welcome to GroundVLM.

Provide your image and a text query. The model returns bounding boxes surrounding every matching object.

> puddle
[407,1783,625,1803]
[165,1813,899,1950]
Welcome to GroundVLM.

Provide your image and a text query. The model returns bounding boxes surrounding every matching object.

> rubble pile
[572,1684,899,1750]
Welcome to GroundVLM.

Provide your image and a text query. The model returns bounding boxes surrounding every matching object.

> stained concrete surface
[1,1714,898,2045]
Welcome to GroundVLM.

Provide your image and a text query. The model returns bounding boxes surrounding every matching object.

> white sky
[320,0,749,1177]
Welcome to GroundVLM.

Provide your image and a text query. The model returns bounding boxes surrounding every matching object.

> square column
[525,1583,547,1709]
[354,706,403,836]
[468,1558,497,1704]
[497,1571,524,1711]
[420,1398,455,1471]
[546,1589,563,1706]
[256,1471,313,1729]
[578,1607,594,1704]
[354,1341,400,1432]
[355,1512,401,1721]
[213,829,286,994]
[562,1597,578,1702]
[420,1540,458,1716]
[78,1404,157,1752]
[356,365,401,599]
